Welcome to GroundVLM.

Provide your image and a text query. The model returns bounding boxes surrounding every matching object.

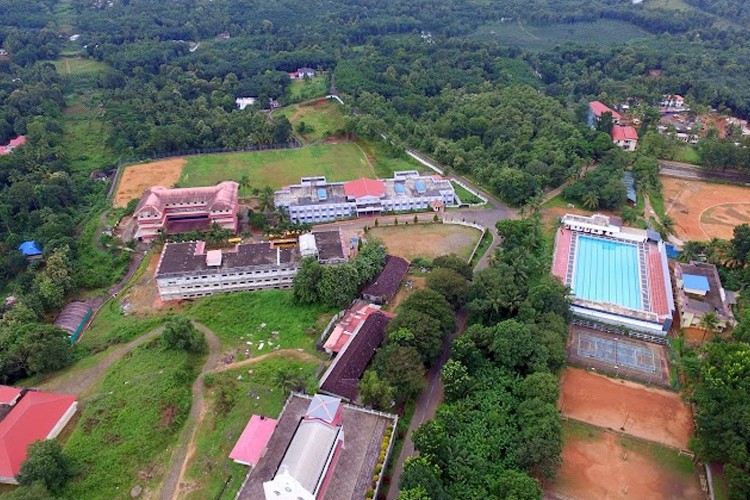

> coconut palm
[699,311,720,343]
[238,174,252,192]
[257,186,276,213]
[582,191,599,210]
[660,215,675,236]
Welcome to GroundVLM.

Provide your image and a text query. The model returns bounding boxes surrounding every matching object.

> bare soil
[114,158,186,207]
[662,176,750,241]
[121,252,168,315]
[386,275,426,313]
[549,426,703,500]
[559,367,693,449]
[368,223,481,260]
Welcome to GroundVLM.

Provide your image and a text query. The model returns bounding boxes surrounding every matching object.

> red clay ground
[559,367,693,449]
[114,158,186,207]
[662,176,750,241]
[549,422,704,500]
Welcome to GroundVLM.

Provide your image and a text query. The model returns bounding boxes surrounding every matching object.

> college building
[154,230,345,301]
[134,182,239,240]
[274,171,455,224]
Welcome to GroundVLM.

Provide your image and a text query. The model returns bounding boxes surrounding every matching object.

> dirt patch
[662,176,750,241]
[386,275,426,313]
[121,252,167,315]
[159,405,178,430]
[549,425,703,500]
[368,223,481,260]
[114,158,186,207]
[559,367,693,449]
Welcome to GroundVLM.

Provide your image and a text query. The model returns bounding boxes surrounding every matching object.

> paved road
[386,311,468,500]
[660,160,750,184]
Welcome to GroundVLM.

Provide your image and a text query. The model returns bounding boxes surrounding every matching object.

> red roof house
[229,415,279,467]
[612,125,639,151]
[0,389,77,484]
[323,302,383,354]
[0,388,21,407]
[343,178,386,199]
[589,101,622,121]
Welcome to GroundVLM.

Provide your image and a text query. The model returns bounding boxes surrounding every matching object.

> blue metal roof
[683,274,710,292]
[415,180,426,193]
[18,241,42,256]
[665,244,679,259]
[317,188,327,201]
[394,182,405,194]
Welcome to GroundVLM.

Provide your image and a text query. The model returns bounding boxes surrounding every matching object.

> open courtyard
[368,222,482,260]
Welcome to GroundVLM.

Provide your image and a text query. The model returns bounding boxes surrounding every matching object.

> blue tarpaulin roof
[665,244,679,259]
[18,241,42,256]
[683,274,710,292]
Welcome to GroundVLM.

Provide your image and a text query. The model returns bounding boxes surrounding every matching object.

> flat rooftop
[314,230,346,262]
[156,241,298,277]
[676,261,734,320]
[276,183,348,207]
[238,393,396,500]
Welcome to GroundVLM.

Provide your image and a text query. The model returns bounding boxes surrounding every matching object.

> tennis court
[578,333,656,374]
[566,327,671,387]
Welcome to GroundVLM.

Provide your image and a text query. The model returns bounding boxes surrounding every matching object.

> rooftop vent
[206,249,222,267]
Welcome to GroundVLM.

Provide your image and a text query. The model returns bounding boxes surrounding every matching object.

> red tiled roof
[0,387,21,406]
[229,415,278,466]
[135,181,239,216]
[343,178,386,199]
[324,302,382,353]
[0,391,77,481]
[612,125,638,142]
[319,311,390,401]
[361,255,410,303]
[648,251,669,316]
[589,101,622,120]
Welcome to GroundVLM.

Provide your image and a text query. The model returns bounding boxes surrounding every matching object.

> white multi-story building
[274,171,455,224]
[155,230,345,301]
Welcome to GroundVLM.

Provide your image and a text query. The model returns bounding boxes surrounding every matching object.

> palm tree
[238,174,252,192]
[679,241,705,263]
[582,192,599,210]
[660,215,675,236]
[699,311,720,343]
[258,186,275,213]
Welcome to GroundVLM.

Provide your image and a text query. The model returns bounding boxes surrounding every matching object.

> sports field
[114,158,186,207]
[567,328,671,387]
[368,223,481,260]
[179,143,374,194]
[549,420,703,500]
[663,176,750,241]
[559,367,693,449]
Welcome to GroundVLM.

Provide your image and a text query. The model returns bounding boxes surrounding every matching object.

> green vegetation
[62,338,200,498]
[52,58,111,75]
[287,75,328,102]
[184,356,321,499]
[468,230,492,268]
[673,144,701,164]
[278,100,346,143]
[472,20,652,50]
[184,290,333,352]
[60,97,116,177]
[178,143,373,194]
[451,181,484,205]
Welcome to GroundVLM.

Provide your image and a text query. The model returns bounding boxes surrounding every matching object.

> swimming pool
[572,235,643,310]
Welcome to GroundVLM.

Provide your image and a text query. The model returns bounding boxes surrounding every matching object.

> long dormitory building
[155,230,346,301]
[274,171,456,224]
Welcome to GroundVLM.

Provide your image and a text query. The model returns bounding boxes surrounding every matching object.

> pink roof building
[0,390,77,484]
[343,178,386,199]
[0,135,26,156]
[612,125,639,151]
[133,181,239,240]
[229,415,279,467]
[323,302,382,354]
[0,387,22,406]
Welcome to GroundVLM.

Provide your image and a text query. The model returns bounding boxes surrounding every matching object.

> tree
[387,310,443,365]
[257,186,275,213]
[17,440,71,492]
[426,267,469,307]
[358,370,394,409]
[731,223,750,265]
[432,254,473,280]
[489,470,542,500]
[582,191,599,210]
[292,257,322,304]
[398,486,431,500]
[318,263,360,307]
[699,311,720,342]
[520,372,560,406]
[0,323,72,382]
[515,398,562,479]
[400,455,446,500]
[400,289,455,334]
[374,345,425,404]
[162,316,207,353]
[441,359,472,401]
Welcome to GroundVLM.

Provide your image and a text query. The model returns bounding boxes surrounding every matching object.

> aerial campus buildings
[133,182,240,240]
[235,393,397,500]
[553,214,674,336]
[274,171,456,224]
[155,230,346,301]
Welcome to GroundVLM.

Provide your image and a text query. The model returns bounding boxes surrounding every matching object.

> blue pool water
[572,235,643,310]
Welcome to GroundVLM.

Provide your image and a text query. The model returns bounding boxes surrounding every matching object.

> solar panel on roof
[415,181,426,193]
[317,188,327,201]
[394,183,405,194]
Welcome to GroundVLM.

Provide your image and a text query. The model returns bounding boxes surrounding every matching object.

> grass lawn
[182,356,322,499]
[184,290,335,353]
[278,99,346,143]
[53,57,111,75]
[287,75,328,102]
[178,143,374,194]
[469,230,492,268]
[358,138,424,178]
[472,19,652,51]
[61,95,117,177]
[673,144,701,165]
[451,181,484,205]
[62,338,200,499]
[369,223,481,260]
